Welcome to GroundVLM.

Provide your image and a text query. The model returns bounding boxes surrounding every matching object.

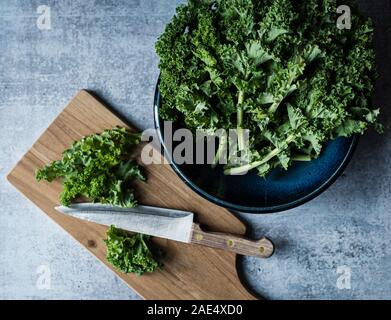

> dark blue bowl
[154,85,359,214]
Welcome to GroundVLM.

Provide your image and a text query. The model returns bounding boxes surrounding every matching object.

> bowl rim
[153,83,359,214]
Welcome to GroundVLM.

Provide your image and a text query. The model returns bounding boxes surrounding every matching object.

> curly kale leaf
[104,226,163,276]
[36,127,145,207]
[156,0,382,177]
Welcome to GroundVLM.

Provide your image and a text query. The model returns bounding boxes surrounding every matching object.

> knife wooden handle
[190,223,274,258]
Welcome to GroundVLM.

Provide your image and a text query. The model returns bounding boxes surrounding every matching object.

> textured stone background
[0,0,390,300]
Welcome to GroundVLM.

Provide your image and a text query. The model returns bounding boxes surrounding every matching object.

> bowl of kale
[154,0,382,213]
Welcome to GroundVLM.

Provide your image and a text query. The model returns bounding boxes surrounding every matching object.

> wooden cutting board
[7,90,257,300]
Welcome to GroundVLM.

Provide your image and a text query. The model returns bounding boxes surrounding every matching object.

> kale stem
[225,134,295,175]
[224,148,280,175]
[139,234,149,251]
[268,100,280,114]
[237,90,245,151]
[292,154,312,161]
[212,134,227,168]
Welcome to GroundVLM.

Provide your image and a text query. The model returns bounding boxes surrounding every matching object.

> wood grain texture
[7,90,256,300]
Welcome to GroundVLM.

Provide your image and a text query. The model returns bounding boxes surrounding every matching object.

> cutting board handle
[190,223,274,258]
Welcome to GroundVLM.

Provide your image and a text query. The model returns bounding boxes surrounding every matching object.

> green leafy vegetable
[104,226,163,276]
[156,0,382,177]
[36,127,145,207]
[37,129,163,275]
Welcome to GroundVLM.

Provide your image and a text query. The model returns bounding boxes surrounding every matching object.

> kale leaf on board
[36,127,145,207]
[156,0,382,176]
[104,226,163,276]
[36,128,164,275]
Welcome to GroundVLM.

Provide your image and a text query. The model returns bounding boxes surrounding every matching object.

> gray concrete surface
[0,0,390,300]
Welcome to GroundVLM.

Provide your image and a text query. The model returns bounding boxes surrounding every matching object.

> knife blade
[56,203,194,243]
[55,203,274,258]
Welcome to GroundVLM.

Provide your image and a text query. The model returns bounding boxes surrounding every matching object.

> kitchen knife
[55,203,274,258]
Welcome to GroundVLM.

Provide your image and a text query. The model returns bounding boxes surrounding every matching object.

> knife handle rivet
[195,234,203,241]
[227,240,234,247]
[259,246,265,253]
